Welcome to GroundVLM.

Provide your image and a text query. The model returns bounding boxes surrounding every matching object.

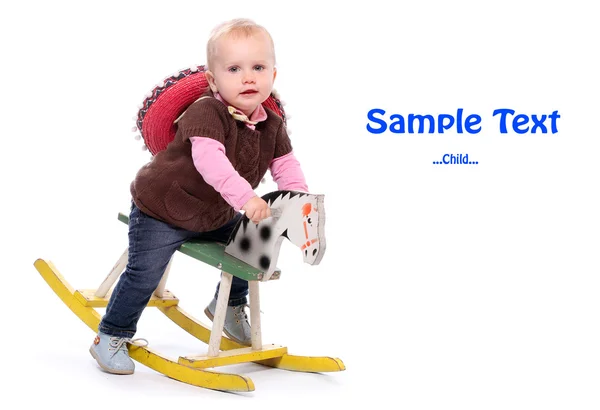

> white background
[2,0,599,408]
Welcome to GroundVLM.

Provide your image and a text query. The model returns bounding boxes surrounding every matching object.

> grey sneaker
[89,332,147,375]
[204,298,251,346]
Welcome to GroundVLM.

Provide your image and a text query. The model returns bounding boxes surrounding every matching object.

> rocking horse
[33,65,344,392]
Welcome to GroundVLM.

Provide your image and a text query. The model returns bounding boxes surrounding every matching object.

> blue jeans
[98,203,247,338]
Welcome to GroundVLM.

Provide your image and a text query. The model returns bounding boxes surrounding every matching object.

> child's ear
[205,70,218,92]
[272,67,277,82]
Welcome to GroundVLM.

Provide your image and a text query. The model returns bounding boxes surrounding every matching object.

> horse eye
[307,217,312,224]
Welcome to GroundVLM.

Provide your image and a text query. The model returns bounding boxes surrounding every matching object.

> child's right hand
[242,196,272,224]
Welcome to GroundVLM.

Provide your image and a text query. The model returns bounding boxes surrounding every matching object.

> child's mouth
[241,90,257,95]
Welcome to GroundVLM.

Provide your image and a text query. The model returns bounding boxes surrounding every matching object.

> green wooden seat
[118,213,280,282]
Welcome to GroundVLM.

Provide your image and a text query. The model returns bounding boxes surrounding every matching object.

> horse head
[225,190,326,281]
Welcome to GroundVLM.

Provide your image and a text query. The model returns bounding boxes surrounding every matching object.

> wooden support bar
[154,256,173,298]
[75,289,179,308]
[249,280,262,350]
[179,345,287,369]
[95,248,128,297]
[207,272,233,357]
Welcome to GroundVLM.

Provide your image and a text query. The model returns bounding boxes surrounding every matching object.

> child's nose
[242,71,256,84]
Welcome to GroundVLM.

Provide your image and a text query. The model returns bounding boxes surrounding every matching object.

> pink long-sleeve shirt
[190,93,308,211]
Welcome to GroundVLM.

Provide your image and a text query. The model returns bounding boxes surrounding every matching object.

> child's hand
[242,196,272,224]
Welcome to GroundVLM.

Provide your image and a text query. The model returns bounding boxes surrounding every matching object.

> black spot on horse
[259,226,271,241]
[312,249,317,256]
[259,255,270,270]
[240,237,251,252]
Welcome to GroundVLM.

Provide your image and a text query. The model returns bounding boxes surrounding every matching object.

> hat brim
[136,66,286,155]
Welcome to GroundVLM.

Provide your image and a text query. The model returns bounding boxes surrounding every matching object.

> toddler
[90,18,308,375]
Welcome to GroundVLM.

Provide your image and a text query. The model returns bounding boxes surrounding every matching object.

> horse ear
[315,194,325,209]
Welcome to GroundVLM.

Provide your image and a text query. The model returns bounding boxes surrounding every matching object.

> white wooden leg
[207,272,233,357]
[95,248,128,297]
[154,256,173,298]
[249,280,262,350]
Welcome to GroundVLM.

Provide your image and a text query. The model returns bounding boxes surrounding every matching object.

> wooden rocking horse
[33,65,344,392]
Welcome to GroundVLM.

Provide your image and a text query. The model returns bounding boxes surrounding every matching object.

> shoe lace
[108,337,149,358]
[233,304,249,321]
[233,304,263,321]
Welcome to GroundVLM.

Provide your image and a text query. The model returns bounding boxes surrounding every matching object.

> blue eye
[254,65,265,71]
[228,66,239,73]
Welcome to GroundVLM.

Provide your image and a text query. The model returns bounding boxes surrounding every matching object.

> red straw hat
[134,65,287,155]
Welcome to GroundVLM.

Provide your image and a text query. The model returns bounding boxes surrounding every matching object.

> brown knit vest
[130,94,292,232]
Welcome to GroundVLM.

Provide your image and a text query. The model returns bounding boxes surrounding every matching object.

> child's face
[206,31,277,116]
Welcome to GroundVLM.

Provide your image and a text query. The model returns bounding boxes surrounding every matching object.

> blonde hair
[206,18,276,70]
